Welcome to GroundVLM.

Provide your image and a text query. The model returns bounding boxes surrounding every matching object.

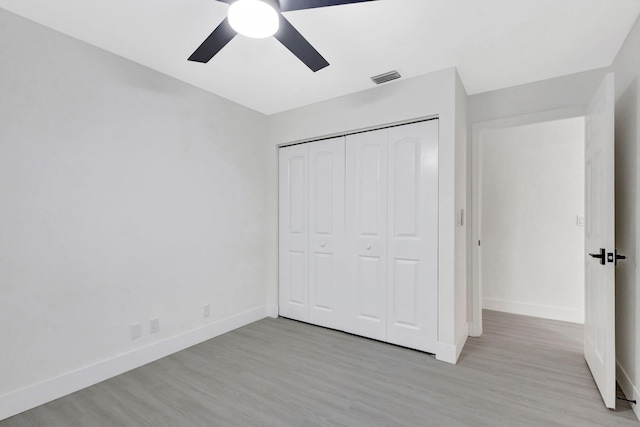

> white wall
[267,68,468,363]
[610,12,640,421]
[468,68,609,124]
[480,118,585,323]
[0,10,269,419]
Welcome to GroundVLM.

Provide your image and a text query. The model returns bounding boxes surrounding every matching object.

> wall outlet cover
[150,318,160,334]
[130,323,142,340]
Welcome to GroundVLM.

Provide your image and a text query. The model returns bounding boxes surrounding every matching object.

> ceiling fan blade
[274,16,329,72]
[188,17,237,63]
[279,0,377,12]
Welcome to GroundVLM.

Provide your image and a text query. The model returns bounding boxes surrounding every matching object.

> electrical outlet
[203,304,211,318]
[130,322,142,340]
[150,317,160,334]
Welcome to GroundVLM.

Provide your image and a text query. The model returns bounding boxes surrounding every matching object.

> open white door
[584,72,616,409]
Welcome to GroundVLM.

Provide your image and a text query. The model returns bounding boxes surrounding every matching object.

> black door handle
[612,249,627,266]
[589,248,606,265]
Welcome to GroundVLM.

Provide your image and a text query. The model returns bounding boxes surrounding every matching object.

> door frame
[469,106,586,336]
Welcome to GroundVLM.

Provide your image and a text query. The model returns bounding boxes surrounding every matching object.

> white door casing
[308,137,346,330]
[278,144,309,322]
[584,72,616,409]
[386,121,439,352]
[345,129,388,341]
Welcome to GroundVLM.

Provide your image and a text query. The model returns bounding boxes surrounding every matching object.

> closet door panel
[309,137,346,330]
[279,144,309,322]
[346,130,388,341]
[387,120,438,352]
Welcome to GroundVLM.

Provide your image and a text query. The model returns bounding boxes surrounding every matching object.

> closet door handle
[366,245,372,251]
[320,241,326,248]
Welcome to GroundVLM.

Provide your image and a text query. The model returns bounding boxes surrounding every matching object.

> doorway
[470,109,587,336]
[481,117,585,322]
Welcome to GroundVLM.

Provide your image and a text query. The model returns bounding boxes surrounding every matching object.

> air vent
[371,70,401,85]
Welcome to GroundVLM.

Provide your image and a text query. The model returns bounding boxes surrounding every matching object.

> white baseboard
[617,360,640,421]
[436,323,469,364]
[0,305,270,421]
[483,298,584,324]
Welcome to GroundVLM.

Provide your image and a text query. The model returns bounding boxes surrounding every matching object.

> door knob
[366,245,372,251]
[589,248,606,265]
[320,241,325,248]
[609,249,627,266]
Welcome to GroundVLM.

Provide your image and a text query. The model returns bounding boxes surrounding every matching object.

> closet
[279,119,438,353]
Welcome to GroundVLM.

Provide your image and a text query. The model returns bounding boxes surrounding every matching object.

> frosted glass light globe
[228,0,279,39]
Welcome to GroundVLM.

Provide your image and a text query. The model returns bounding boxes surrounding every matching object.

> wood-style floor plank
[2,310,638,426]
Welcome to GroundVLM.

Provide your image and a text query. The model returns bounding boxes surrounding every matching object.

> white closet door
[386,120,439,352]
[279,144,309,322]
[308,137,346,330]
[345,129,388,341]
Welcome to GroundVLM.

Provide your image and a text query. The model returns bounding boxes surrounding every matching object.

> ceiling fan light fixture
[228,0,279,39]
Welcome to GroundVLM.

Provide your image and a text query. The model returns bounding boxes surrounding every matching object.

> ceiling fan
[188,0,378,72]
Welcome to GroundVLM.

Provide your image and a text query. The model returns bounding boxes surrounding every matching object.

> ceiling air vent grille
[371,70,401,85]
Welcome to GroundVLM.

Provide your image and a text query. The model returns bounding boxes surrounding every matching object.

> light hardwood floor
[2,310,638,426]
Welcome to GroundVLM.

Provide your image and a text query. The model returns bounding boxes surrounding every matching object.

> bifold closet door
[279,144,309,322]
[279,120,438,352]
[386,120,438,353]
[345,129,388,341]
[308,138,346,330]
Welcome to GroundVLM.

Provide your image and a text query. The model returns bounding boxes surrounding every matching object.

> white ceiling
[2,0,640,115]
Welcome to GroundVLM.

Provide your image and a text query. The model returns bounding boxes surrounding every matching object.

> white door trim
[469,106,585,337]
